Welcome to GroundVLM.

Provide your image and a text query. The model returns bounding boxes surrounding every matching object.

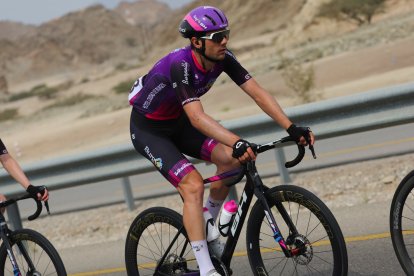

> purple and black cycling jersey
[0,139,8,155]
[128,45,251,120]
[129,45,252,186]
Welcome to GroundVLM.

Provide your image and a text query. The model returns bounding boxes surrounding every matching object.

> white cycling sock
[205,196,224,221]
[191,240,215,275]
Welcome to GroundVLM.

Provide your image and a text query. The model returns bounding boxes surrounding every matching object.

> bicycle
[0,193,67,275]
[390,169,414,275]
[125,136,348,275]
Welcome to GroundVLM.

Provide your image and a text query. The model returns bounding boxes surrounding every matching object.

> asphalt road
[58,201,406,275]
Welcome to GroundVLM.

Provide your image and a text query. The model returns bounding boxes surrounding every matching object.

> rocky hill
[0,0,412,87]
[113,0,171,26]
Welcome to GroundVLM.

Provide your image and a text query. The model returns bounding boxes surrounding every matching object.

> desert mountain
[0,0,412,88]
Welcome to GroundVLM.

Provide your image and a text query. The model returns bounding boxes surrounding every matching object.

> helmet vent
[204,15,217,26]
[213,10,225,24]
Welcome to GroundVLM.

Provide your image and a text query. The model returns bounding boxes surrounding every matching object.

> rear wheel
[0,228,67,276]
[246,185,348,275]
[125,207,199,276]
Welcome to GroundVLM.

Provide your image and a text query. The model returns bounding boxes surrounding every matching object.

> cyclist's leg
[130,112,216,275]
[176,170,217,275]
[174,116,240,219]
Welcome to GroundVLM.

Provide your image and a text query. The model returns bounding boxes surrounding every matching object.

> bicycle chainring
[286,234,313,265]
[211,255,231,276]
[157,253,188,275]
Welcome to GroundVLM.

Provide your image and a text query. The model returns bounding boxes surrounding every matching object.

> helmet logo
[193,15,207,29]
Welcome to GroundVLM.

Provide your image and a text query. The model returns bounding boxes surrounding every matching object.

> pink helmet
[179,6,229,38]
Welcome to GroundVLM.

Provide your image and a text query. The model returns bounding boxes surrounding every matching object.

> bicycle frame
[154,137,310,273]
[220,160,299,268]
[0,213,23,276]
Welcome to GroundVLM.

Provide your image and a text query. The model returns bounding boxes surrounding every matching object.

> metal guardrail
[1,82,414,227]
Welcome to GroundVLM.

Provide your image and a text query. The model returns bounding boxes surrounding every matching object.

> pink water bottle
[218,200,238,236]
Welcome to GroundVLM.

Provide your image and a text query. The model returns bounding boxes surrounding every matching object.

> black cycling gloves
[232,139,251,158]
[26,185,47,199]
[287,124,312,143]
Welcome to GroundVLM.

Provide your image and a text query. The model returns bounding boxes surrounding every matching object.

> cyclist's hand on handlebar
[26,185,49,201]
[287,124,315,146]
[232,139,256,163]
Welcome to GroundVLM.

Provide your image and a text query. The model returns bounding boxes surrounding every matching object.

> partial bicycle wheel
[125,207,199,276]
[0,228,67,276]
[390,170,414,275]
[246,185,348,275]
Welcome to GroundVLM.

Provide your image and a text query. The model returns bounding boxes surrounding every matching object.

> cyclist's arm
[240,78,314,145]
[0,153,31,190]
[0,142,49,201]
[183,101,239,147]
[240,78,292,129]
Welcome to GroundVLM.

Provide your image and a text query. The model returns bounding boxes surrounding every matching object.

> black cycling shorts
[130,108,218,187]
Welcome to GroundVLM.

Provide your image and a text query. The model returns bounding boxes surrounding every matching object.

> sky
[0,0,194,25]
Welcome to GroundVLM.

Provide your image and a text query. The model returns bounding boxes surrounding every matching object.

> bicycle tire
[0,228,67,276]
[125,207,199,276]
[246,185,348,276]
[390,170,414,275]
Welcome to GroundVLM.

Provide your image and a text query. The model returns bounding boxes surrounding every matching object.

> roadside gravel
[21,153,414,250]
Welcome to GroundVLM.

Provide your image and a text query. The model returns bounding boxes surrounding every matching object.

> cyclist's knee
[177,170,204,201]
[212,144,239,170]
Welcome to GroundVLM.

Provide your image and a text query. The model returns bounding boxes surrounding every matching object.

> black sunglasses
[201,29,230,43]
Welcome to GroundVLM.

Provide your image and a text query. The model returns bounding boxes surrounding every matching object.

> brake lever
[304,130,317,159]
[309,144,317,159]
[44,201,50,215]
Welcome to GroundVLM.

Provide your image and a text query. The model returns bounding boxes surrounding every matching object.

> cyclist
[0,138,49,208]
[129,6,314,276]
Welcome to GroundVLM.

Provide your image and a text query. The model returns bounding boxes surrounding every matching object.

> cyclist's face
[203,30,229,61]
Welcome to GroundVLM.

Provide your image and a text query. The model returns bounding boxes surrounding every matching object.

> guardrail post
[275,148,292,184]
[7,203,23,230]
[122,177,135,211]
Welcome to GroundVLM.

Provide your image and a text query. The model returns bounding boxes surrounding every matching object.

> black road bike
[390,170,414,275]
[125,137,348,275]
[0,193,67,276]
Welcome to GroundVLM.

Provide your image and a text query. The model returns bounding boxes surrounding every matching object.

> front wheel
[246,185,348,276]
[0,228,67,276]
[390,170,414,275]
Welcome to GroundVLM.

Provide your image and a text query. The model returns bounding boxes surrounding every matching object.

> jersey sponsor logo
[1,149,7,154]
[195,78,216,95]
[144,146,163,170]
[143,83,167,109]
[181,61,190,85]
[131,133,135,140]
[172,82,177,88]
[174,162,192,176]
[245,74,251,80]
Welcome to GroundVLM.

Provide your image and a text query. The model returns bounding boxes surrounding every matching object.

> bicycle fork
[249,167,300,258]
